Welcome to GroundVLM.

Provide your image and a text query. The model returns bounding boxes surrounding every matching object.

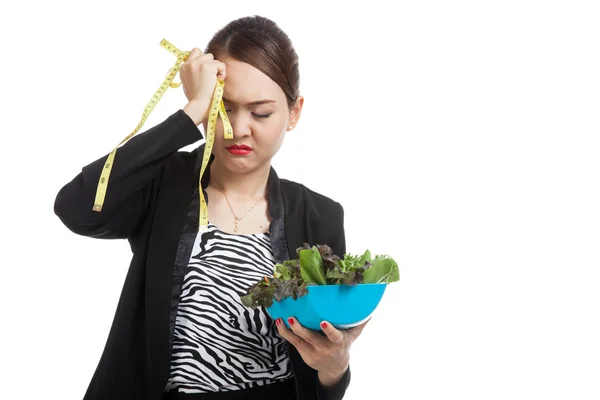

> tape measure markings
[93,39,232,232]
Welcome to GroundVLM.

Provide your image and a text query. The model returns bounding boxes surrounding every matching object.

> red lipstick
[225,144,253,155]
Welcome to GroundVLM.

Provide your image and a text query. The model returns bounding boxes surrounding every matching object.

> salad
[240,243,399,309]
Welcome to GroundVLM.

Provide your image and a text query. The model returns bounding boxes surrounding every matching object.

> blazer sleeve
[53,109,202,239]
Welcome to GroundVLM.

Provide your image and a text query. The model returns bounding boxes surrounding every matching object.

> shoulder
[279,178,346,256]
[279,178,344,220]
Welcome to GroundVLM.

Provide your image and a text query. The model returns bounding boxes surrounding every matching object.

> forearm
[54,109,202,238]
[183,99,209,125]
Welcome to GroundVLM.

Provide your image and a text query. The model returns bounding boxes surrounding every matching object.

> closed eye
[223,109,272,119]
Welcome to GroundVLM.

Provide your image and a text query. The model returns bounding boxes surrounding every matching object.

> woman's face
[203,55,303,175]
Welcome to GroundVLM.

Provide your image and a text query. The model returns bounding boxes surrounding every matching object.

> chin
[217,154,262,174]
[226,161,254,174]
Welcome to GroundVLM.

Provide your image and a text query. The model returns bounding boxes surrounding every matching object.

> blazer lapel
[267,167,292,263]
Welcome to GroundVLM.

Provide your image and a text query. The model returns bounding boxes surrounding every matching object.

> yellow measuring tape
[92,39,233,231]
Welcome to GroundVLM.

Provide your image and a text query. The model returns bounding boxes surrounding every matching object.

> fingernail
[288,318,295,325]
[276,318,281,326]
[321,322,328,329]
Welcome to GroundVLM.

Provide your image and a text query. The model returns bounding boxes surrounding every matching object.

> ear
[287,96,304,131]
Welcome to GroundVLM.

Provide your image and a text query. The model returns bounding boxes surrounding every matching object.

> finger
[276,318,310,351]
[215,60,226,80]
[320,321,345,344]
[286,317,323,346]
[187,47,203,60]
[197,60,226,81]
[188,59,226,79]
[190,47,204,58]
[188,53,215,67]
[199,53,214,61]
[184,49,214,66]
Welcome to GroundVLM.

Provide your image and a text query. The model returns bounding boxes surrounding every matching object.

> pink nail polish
[288,318,295,325]
[276,318,281,326]
[321,322,328,329]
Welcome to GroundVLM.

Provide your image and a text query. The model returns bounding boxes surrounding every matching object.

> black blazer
[54,109,350,400]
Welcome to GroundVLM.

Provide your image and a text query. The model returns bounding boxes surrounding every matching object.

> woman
[54,15,368,400]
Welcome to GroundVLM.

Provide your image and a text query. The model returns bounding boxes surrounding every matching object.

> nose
[227,112,252,139]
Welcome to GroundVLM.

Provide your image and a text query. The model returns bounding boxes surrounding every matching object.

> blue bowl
[266,283,387,330]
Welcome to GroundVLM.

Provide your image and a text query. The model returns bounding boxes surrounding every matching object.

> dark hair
[205,15,300,108]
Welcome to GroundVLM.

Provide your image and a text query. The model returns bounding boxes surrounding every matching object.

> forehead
[221,56,285,104]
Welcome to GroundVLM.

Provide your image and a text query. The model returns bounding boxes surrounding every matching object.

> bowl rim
[306,282,387,288]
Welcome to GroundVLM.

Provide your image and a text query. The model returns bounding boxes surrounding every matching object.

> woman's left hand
[276,317,370,386]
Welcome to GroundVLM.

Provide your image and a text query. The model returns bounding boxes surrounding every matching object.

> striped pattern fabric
[164,223,293,394]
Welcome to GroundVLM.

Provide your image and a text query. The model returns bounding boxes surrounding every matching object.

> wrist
[183,100,209,125]
[318,365,349,387]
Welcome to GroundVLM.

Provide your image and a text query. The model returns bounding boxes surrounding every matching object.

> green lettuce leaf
[359,250,372,265]
[299,246,327,285]
[362,256,400,284]
[273,258,304,281]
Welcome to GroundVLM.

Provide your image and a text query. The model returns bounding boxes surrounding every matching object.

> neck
[209,160,270,200]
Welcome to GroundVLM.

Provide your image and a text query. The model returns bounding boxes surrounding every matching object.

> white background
[1,1,599,399]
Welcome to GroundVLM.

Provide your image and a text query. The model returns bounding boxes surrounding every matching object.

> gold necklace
[212,179,263,233]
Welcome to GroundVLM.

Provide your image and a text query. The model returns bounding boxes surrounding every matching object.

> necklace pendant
[234,218,240,233]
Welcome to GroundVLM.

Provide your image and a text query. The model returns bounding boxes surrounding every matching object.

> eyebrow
[222,97,276,106]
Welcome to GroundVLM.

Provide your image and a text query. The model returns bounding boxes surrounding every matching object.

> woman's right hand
[180,48,227,125]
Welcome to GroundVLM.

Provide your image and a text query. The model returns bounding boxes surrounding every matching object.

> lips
[225,144,253,150]
[225,144,253,155]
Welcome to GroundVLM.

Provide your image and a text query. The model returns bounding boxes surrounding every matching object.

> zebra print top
[164,223,293,394]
